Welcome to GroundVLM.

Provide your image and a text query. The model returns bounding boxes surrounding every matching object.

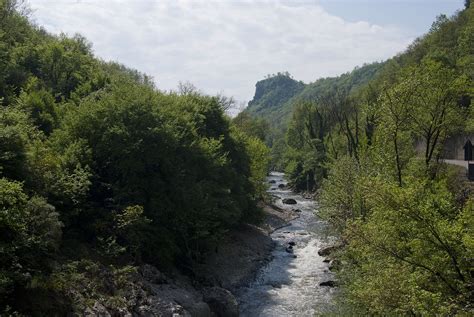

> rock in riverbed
[318,244,343,256]
[319,280,337,287]
[282,198,297,205]
[202,287,239,317]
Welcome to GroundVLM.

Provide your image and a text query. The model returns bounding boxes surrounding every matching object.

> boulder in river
[202,287,239,317]
[278,183,286,189]
[319,280,337,287]
[268,282,282,288]
[318,244,343,257]
[293,208,302,213]
[302,192,314,199]
[282,198,297,205]
[288,241,296,246]
[285,246,294,253]
[269,180,276,184]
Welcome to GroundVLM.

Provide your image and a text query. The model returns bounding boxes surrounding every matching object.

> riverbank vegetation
[312,5,473,316]
[314,6,473,315]
[0,1,270,314]
[245,1,474,314]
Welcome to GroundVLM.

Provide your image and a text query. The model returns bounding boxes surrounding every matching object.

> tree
[406,60,467,166]
[0,178,61,307]
[316,88,361,161]
[232,111,269,142]
[232,128,270,201]
[379,79,416,186]
[319,155,365,233]
[342,178,473,315]
[285,101,328,191]
[16,77,57,134]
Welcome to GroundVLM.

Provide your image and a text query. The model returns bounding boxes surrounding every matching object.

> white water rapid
[238,172,336,316]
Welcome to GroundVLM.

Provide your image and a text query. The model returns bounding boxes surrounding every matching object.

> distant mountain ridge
[245,62,385,129]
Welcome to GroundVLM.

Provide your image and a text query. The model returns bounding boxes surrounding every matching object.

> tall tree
[406,60,467,166]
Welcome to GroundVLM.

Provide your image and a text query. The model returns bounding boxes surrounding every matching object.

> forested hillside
[244,62,385,170]
[246,64,383,130]
[0,1,270,314]
[254,1,473,314]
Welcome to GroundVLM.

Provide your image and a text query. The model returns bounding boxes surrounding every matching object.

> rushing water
[237,172,336,317]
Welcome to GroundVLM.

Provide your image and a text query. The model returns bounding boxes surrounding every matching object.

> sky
[27,0,464,110]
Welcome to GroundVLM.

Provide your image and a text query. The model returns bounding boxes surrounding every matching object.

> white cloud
[28,0,413,106]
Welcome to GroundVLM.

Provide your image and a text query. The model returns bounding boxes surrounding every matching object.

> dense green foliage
[0,1,270,313]
[282,62,384,190]
[245,63,385,172]
[270,4,474,314]
[231,112,271,199]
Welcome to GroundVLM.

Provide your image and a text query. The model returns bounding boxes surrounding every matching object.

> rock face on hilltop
[244,64,384,129]
[246,73,305,124]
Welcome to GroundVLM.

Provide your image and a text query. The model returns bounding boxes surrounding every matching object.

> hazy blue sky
[28,0,464,107]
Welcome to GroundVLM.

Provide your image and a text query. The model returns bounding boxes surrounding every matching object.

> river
[237,172,336,316]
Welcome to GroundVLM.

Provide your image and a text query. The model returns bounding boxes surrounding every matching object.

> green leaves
[284,101,329,191]
[0,178,62,301]
[16,77,58,134]
[322,160,474,314]
[50,80,264,267]
[0,3,270,312]
[318,56,472,316]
